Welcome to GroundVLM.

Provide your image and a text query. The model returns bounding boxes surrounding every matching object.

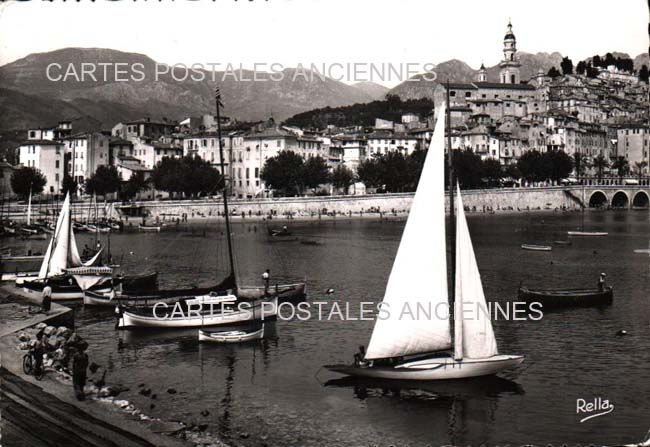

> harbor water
[5,210,650,446]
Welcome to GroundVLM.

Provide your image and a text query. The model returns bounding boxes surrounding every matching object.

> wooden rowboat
[236,282,306,302]
[518,286,613,308]
[567,231,608,237]
[553,240,572,246]
[521,244,552,251]
[198,324,264,343]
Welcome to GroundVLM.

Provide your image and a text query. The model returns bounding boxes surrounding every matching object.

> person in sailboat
[598,273,606,291]
[353,345,369,367]
[262,269,270,295]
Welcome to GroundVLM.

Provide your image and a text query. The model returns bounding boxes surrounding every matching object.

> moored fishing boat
[567,230,608,237]
[325,101,523,381]
[518,285,613,308]
[237,282,306,301]
[116,88,288,329]
[139,224,161,232]
[198,324,265,343]
[521,244,552,251]
[117,295,278,329]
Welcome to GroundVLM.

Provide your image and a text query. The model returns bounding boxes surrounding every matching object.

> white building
[367,132,419,156]
[63,133,111,187]
[18,139,65,194]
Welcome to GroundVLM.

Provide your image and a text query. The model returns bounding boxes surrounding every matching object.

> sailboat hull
[236,282,306,302]
[326,355,524,380]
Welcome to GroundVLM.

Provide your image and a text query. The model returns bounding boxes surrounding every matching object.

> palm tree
[592,155,609,182]
[634,161,648,182]
[611,156,629,184]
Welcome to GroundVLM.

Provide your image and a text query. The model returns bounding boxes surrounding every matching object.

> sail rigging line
[216,86,237,288]
[446,83,457,346]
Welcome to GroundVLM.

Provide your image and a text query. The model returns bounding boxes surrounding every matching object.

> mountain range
[0,48,647,132]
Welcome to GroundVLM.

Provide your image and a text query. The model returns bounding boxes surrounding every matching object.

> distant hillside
[284,95,434,129]
[352,81,390,100]
[0,48,375,130]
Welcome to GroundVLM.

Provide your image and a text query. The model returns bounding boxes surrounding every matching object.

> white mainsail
[41,193,72,277]
[37,193,99,278]
[365,102,451,360]
[454,184,498,359]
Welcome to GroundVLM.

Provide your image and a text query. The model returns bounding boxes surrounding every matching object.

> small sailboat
[19,193,113,300]
[325,102,523,380]
[198,324,265,343]
[117,88,279,329]
[521,244,552,252]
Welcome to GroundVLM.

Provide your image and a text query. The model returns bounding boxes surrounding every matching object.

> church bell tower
[499,20,521,84]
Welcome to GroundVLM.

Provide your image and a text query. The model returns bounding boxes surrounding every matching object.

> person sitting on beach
[41,281,52,313]
[598,273,606,291]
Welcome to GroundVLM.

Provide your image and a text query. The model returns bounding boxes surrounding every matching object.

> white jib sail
[365,102,452,360]
[39,193,72,277]
[454,184,498,359]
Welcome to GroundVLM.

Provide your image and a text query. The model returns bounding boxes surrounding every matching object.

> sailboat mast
[215,87,236,286]
[446,82,456,310]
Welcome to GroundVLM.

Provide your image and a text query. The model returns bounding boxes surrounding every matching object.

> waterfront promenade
[0,286,195,447]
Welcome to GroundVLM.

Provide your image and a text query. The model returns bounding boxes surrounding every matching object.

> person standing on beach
[72,343,89,401]
[41,281,52,313]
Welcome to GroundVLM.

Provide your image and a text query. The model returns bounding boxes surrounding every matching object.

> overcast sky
[0,0,647,86]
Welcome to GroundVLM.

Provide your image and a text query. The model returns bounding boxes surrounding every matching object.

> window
[55,173,59,182]
[465,92,471,98]
[450,91,456,97]
[255,168,259,178]
[246,168,250,179]
[55,160,60,169]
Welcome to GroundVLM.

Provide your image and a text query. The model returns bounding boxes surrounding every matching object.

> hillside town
[11,21,650,200]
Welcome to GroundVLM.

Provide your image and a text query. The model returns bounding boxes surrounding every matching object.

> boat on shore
[521,244,552,251]
[198,324,264,343]
[518,285,613,308]
[325,101,523,381]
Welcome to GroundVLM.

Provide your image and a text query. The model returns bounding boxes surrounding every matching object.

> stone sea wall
[137,187,580,221]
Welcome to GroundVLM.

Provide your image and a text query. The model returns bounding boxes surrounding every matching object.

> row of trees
[9,155,224,200]
[260,151,331,195]
[548,54,648,83]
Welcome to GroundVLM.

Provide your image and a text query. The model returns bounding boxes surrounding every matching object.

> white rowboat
[198,325,264,343]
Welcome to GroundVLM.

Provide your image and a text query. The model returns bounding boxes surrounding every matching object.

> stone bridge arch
[632,191,650,209]
[588,190,608,208]
[611,190,630,209]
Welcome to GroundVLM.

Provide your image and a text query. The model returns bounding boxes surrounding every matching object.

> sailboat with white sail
[115,87,278,329]
[326,102,524,380]
[19,193,113,300]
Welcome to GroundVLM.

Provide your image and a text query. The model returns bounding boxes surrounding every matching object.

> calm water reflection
[8,210,650,445]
